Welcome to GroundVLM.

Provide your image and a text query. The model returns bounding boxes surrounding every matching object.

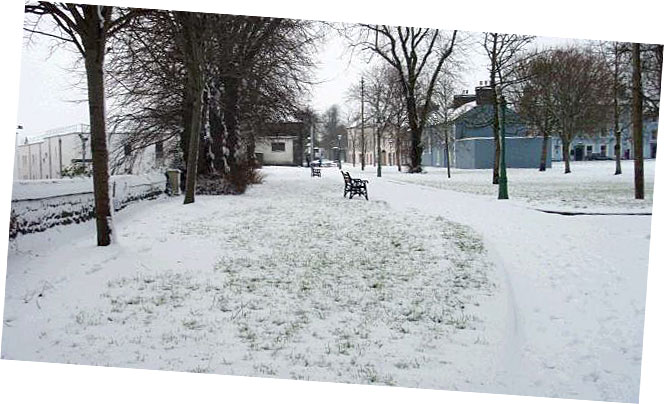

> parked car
[589,153,612,161]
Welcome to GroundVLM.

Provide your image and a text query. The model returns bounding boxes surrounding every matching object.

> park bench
[341,171,369,200]
[311,166,321,177]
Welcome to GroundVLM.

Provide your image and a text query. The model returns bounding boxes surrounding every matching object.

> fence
[9,173,166,238]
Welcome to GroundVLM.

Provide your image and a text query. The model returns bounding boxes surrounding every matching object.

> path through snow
[349,165,650,402]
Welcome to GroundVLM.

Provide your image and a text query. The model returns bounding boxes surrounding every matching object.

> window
[586,145,593,155]
[271,142,285,152]
[124,144,132,157]
[600,144,607,157]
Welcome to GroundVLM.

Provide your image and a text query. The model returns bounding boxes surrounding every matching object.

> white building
[15,124,91,180]
[346,126,407,167]
[14,124,163,180]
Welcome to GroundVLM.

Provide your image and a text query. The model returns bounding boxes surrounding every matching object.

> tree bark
[562,136,571,174]
[377,129,382,177]
[396,135,402,172]
[409,126,423,173]
[539,132,549,171]
[183,74,204,204]
[632,42,644,199]
[179,13,206,205]
[197,89,212,176]
[83,27,112,246]
[222,76,241,179]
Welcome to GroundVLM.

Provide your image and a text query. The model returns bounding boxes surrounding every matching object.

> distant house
[421,125,455,168]
[550,119,658,161]
[449,86,551,169]
[254,122,306,166]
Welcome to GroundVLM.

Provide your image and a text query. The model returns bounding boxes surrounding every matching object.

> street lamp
[337,133,342,169]
[498,96,509,200]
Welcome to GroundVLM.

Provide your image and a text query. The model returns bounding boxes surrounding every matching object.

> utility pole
[310,117,315,166]
[444,126,451,178]
[498,96,509,199]
[361,77,365,171]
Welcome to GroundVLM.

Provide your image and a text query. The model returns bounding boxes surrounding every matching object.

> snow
[366,160,656,214]
[10,173,166,236]
[1,163,653,403]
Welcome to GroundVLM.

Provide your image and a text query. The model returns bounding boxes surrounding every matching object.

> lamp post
[498,96,509,200]
[337,133,342,169]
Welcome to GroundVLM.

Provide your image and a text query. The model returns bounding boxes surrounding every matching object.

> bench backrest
[342,171,352,184]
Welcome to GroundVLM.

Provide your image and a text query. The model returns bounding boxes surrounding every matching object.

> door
[574,145,584,161]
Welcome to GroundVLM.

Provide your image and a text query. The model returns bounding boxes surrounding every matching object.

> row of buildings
[14,86,658,180]
[346,85,658,170]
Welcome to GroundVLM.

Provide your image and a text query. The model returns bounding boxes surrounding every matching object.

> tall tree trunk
[396,135,402,172]
[83,28,112,246]
[183,74,204,204]
[632,42,644,199]
[377,129,382,177]
[614,42,623,175]
[222,76,242,187]
[409,126,423,173]
[562,136,571,174]
[209,82,226,173]
[180,85,195,167]
[197,89,212,176]
[352,139,356,166]
[539,132,549,171]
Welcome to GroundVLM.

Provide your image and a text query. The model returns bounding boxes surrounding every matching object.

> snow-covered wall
[9,173,166,238]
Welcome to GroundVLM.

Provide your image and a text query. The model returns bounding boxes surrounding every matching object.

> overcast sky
[9,13,618,142]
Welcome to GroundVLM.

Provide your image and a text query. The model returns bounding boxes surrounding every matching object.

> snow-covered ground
[2,164,653,402]
[359,160,656,214]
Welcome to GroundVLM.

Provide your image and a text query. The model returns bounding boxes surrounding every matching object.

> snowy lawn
[2,166,504,390]
[353,160,656,213]
[2,164,652,402]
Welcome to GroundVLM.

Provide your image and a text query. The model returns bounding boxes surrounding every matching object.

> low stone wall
[9,173,166,238]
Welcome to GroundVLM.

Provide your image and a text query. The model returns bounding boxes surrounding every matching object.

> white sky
[15,16,588,141]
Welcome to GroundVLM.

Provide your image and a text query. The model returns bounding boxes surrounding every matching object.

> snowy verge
[9,173,166,238]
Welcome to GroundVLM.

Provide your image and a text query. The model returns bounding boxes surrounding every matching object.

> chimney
[475,86,494,106]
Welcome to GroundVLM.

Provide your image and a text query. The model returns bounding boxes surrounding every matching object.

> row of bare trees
[25,3,321,245]
[512,43,661,198]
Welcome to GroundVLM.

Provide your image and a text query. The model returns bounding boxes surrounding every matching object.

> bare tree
[483,33,534,182]
[171,11,209,204]
[512,50,560,171]
[24,2,141,246]
[516,47,612,174]
[348,25,458,172]
[429,72,461,178]
[106,12,320,193]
